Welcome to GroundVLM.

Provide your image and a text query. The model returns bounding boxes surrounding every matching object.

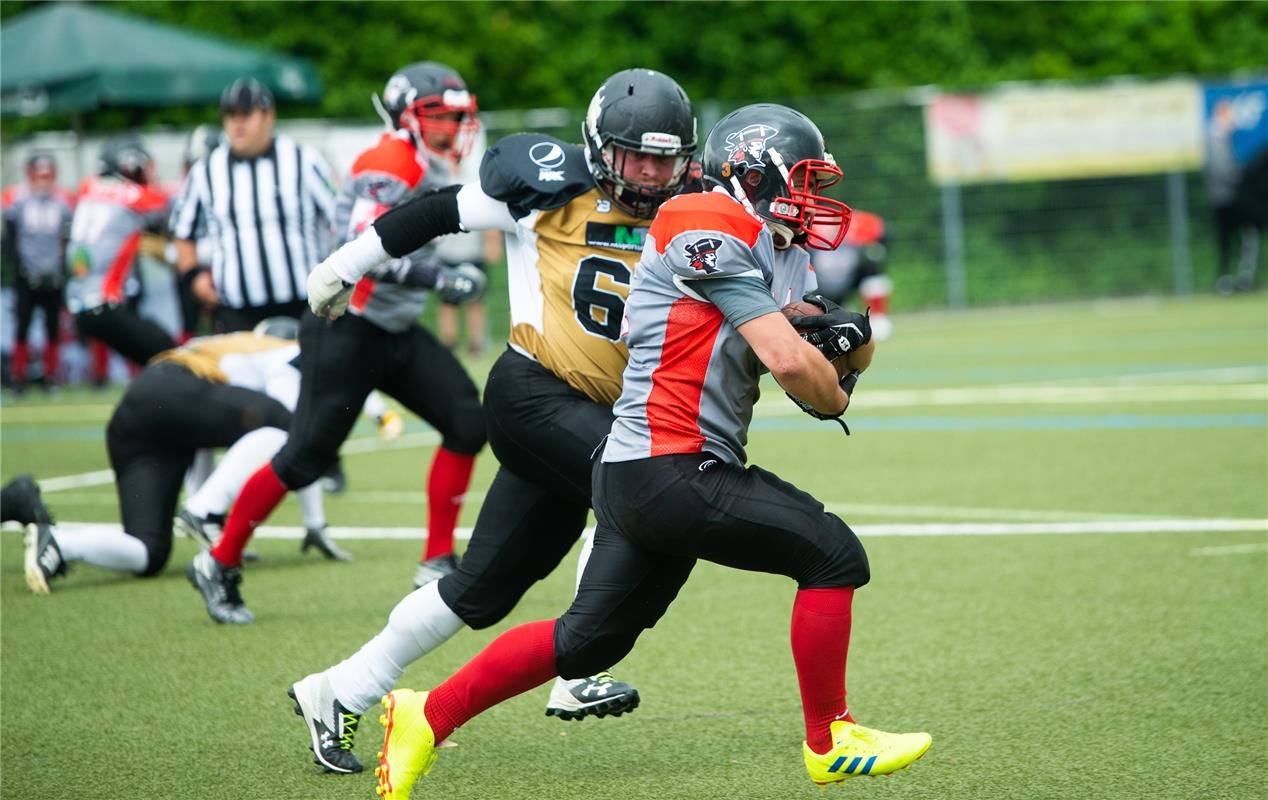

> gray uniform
[334,131,453,333]
[2,185,73,288]
[604,188,816,466]
[65,176,169,312]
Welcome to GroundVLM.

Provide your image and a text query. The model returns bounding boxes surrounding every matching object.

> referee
[171,78,337,332]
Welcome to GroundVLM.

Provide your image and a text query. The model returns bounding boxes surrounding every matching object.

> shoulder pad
[651,192,770,281]
[479,133,593,218]
[351,134,425,190]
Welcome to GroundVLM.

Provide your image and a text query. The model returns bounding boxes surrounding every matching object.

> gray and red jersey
[65,176,169,312]
[334,131,453,333]
[2,184,74,287]
[604,189,816,466]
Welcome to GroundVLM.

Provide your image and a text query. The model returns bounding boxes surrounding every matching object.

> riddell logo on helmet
[725,124,779,166]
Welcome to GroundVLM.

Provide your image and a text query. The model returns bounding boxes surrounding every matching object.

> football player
[189,61,489,627]
[21,325,343,606]
[288,69,695,774]
[362,105,931,799]
[2,153,75,392]
[66,136,177,374]
[808,209,894,340]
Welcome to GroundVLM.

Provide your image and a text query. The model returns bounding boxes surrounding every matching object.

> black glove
[786,293,872,362]
[434,263,488,305]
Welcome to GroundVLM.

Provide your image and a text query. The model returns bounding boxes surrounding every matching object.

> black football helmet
[97,135,154,185]
[701,104,851,250]
[583,68,696,219]
[382,62,479,163]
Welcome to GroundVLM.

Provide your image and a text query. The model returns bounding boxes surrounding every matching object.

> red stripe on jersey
[650,192,763,254]
[349,277,376,313]
[646,298,726,457]
[351,134,426,189]
[100,231,141,304]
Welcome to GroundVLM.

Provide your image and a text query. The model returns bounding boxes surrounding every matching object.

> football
[781,301,875,376]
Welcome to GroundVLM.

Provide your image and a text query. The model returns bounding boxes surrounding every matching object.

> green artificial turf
[2,294,1265,799]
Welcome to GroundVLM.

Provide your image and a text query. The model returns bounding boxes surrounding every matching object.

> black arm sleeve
[1,219,17,272]
[372,184,463,258]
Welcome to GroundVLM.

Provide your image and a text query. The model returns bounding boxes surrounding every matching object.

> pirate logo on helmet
[684,237,724,275]
[725,124,779,168]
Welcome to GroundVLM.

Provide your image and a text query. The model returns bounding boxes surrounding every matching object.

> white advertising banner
[925,80,1204,184]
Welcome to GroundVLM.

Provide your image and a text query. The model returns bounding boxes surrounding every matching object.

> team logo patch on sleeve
[684,237,723,274]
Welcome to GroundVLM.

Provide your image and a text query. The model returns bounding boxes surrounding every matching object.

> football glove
[786,294,872,363]
[307,259,354,319]
[435,263,487,305]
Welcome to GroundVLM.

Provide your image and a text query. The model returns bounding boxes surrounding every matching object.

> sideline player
[188,62,489,623]
[289,69,696,774]
[2,153,74,391]
[363,104,931,799]
[66,136,176,370]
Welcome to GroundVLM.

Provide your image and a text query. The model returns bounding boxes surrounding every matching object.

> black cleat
[186,550,254,624]
[24,522,66,595]
[175,508,218,549]
[413,552,459,589]
[3,473,54,528]
[545,672,641,721]
[301,526,353,561]
[288,673,363,774]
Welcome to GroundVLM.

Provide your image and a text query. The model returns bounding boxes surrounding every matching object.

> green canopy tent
[0,2,322,118]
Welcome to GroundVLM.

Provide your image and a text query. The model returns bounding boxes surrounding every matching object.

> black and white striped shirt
[170,134,337,309]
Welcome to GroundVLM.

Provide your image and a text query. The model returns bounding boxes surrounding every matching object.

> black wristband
[374,184,463,258]
[840,370,860,395]
[180,265,208,289]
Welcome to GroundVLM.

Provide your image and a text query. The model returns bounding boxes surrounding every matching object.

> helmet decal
[725,124,779,168]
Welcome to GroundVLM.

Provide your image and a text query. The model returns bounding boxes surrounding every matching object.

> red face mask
[769,159,852,251]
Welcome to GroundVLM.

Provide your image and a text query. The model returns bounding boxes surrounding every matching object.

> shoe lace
[339,712,360,751]
[590,671,615,684]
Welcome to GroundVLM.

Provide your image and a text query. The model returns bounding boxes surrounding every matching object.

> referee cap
[220,78,275,115]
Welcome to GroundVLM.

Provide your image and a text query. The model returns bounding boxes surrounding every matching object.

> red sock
[91,341,110,383]
[791,587,855,753]
[424,619,558,743]
[863,293,889,317]
[11,342,29,383]
[423,447,476,560]
[42,342,60,383]
[211,463,288,567]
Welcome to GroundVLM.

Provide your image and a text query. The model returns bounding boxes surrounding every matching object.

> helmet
[583,68,696,219]
[252,316,300,341]
[382,62,479,163]
[97,135,154,185]
[701,104,851,250]
[183,124,222,171]
[25,152,57,180]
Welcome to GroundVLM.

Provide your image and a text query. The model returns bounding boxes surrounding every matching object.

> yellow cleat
[377,410,404,441]
[803,720,931,784]
[374,690,437,800]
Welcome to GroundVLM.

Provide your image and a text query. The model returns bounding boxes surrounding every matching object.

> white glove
[307,259,354,319]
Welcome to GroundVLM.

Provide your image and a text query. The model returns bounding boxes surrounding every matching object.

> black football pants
[551,451,870,679]
[270,311,485,490]
[106,362,291,575]
[437,348,614,629]
[75,304,176,366]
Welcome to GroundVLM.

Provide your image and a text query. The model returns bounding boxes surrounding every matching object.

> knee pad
[138,537,172,578]
[271,441,335,490]
[441,404,487,456]
[553,630,639,681]
[801,516,871,589]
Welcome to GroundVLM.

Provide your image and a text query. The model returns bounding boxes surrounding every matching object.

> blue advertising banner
[1203,80,1268,165]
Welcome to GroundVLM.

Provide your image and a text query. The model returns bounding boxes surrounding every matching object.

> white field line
[36,432,443,494]
[1190,542,1268,556]
[755,382,1268,416]
[6,517,1265,541]
[825,502,1163,523]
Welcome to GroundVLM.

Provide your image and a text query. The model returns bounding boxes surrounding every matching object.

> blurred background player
[434,228,499,356]
[171,78,338,332]
[2,153,74,391]
[364,104,928,800]
[67,135,176,377]
[187,61,488,625]
[808,209,893,340]
[290,68,695,774]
